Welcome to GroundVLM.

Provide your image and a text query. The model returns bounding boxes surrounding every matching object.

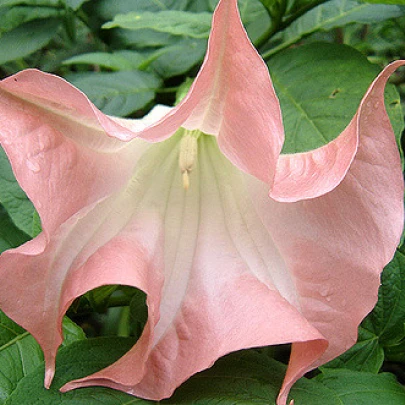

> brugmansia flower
[0,0,403,404]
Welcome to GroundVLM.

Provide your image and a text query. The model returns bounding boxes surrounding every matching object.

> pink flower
[0,0,403,404]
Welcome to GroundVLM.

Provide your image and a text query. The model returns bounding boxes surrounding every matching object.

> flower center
[179,129,201,190]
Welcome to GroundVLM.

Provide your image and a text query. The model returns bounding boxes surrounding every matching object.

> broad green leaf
[4,335,405,404]
[86,285,119,313]
[268,42,403,153]
[308,369,405,405]
[32,210,42,238]
[148,37,207,78]
[0,311,25,346]
[103,11,212,39]
[321,327,384,373]
[65,0,88,9]
[362,249,405,346]
[0,0,87,9]
[89,0,190,49]
[385,338,405,362]
[166,349,284,404]
[0,147,35,236]
[0,18,61,65]
[4,337,148,405]
[363,0,405,4]
[90,0,190,17]
[168,349,405,404]
[324,248,405,370]
[65,70,162,116]
[269,0,405,56]
[188,0,214,12]
[128,290,148,339]
[0,7,61,34]
[63,50,145,71]
[0,205,30,253]
[0,312,85,404]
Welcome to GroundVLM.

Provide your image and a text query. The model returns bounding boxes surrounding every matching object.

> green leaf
[3,335,405,404]
[32,210,42,238]
[362,249,405,346]
[167,349,405,404]
[0,312,85,404]
[268,42,403,153]
[307,369,405,405]
[65,71,162,116]
[321,327,385,373]
[63,50,145,71]
[148,37,207,78]
[65,0,88,9]
[4,337,148,405]
[0,0,87,9]
[166,349,284,404]
[90,0,190,49]
[0,147,35,237]
[103,10,212,39]
[0,18,61,65]
[269,0,405,56]
[0,7,61,35]
[87,285,118,313]
[362,0,405,4]
[324,248,405,370]
[0,205,30,253]
[88,0,190,17]
[128,290,148,340]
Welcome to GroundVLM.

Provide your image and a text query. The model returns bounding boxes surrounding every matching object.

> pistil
[179,129,200,190]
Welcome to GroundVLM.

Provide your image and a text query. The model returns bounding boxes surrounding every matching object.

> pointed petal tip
[44,367,55,389]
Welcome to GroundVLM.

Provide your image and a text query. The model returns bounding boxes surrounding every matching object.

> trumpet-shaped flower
[0,0,403,404]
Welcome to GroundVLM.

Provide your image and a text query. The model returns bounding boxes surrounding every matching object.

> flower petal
[134,0,285,185]
[270,60,405,201]
[60,135,326,399]
[246,62,404,399]
[0,70,151,234]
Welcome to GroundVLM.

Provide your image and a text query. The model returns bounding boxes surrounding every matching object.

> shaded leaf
[0,7,61,34]
[103,10,212,39]
[0,18,61,65]
[0,313,84,404]
[65,70,162,116]
[63,50,145,71]
[0,205,30,254]
[0,0,87,10]
[0,147,35,236]
[270,0,405,55]
[362,249,405,345]
[363,0,405,4]
[269,42,403,153]
[148,37,207,78]
[307,369,405,405]
[4,337,148,405]
[321,327,384,373]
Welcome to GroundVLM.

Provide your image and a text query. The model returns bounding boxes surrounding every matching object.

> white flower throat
[179,129,201,190]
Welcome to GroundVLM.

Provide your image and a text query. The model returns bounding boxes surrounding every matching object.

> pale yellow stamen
[179,129,200,190]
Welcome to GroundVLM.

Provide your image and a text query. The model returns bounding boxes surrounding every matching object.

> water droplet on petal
[27,159,40,173]
[320,287,329,297]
